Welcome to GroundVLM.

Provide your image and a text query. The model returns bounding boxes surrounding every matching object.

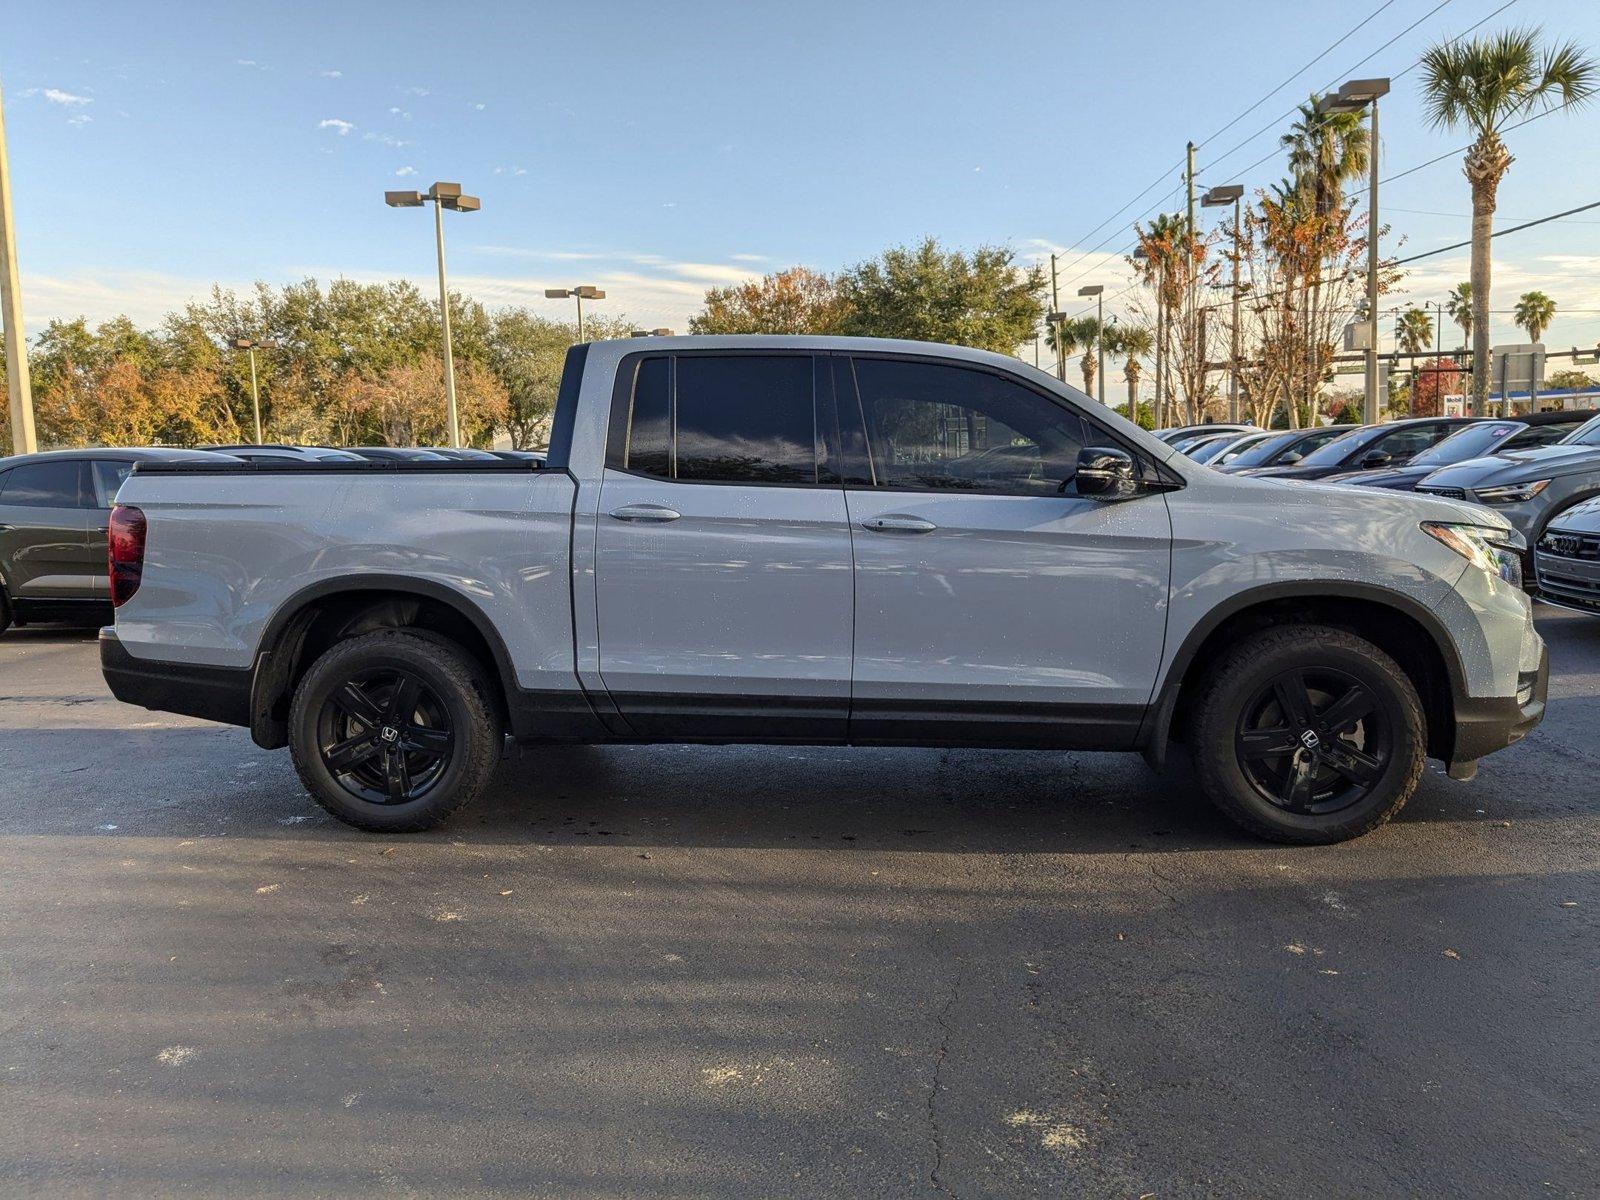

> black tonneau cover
[132,459,542,476]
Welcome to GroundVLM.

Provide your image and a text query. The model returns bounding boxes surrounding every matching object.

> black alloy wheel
[1234,667,1392,815]
[316,668,455,805]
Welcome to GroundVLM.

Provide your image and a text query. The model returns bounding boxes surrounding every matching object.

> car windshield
[1295,428,1368,467]
[1224,431,1297,467]
[1409,422,1521,467]
[1186,437,1240,463]
[1563,414,1600,447]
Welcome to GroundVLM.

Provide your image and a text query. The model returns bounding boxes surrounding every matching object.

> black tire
[1191,625,1425,844]
[0,587,10,637]
[288,630,504,832]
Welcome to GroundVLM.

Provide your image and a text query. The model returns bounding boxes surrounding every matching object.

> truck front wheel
[1190,625,1426,844]
[288,630,504,832]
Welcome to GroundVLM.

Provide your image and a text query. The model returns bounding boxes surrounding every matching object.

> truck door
[593,352,853,740]
[834,354,1172,747]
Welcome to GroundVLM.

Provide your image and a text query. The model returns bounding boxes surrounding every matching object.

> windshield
[1225,431,1296,467]
[1187,436,1244,463]
[1295,427,1368,467]
[1409,422,1521,467]
[1564,414,1600,447]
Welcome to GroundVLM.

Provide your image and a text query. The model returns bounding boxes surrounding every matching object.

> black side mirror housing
[1360,450,1393,469]
[1280,450,1303,465]
[1074,446,1139,501]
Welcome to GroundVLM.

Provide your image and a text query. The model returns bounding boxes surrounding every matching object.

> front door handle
[609,503,682,523]
[861,514,937,534]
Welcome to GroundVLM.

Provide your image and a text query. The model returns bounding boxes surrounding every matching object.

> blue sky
[5,0,1600,354]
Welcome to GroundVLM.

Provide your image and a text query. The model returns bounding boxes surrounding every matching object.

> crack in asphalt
[927,957,966,1198]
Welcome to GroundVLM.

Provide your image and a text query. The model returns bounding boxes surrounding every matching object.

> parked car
[346,446,452,462]
[201,444,365,462]
[102,336,1545,845]
[0,447,236,633]
[1187,430,1278,466]
[1214,425,1358,473]
[425,447,503,461]
[1533,496,1600,615]
[1241,417,1479,481]
[1322,410,1594,491]
[492,449,547,466]
[1415,411,1600,556]
[1154,423,1254,445]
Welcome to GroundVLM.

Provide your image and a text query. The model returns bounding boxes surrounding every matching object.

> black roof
[1513,408,1597,426]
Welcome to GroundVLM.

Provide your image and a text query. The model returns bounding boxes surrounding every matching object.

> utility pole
[0,77,37,455]
[1049,254,1064,382]
[1365,98,1381,424]
[1185,141,1196,419]
[1229,194,1242,423]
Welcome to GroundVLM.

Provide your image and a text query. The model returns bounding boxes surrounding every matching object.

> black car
[1322,410,1596,491]
[0,447,236,633]
[1213,424,1357,473]
[1241,417,1479,482]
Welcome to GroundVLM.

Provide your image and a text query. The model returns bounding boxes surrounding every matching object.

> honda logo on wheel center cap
[1299,729,1321,751]
[379,726,400,743]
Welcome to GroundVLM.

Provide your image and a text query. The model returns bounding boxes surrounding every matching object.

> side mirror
[1280,450,1304,465]
[1360,450,1393,469]
[1074,446,1138,501]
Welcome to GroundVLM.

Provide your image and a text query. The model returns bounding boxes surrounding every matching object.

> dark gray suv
[0,448,231,633]
[1415,412,1600,555]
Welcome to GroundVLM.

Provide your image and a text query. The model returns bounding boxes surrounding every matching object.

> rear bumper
[99,628,253,727]
[1447,642,1548,772]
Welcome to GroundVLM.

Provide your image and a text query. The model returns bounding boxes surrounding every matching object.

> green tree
[1397,308,1433,355]
[1445,281,1473,348]
[1420,27,1598,407]
[1513,290,1557,343]
[837,238,1045,353]
[1104,322,1154,421]
[689,266,848,334]
[1280,97,1370,214]
[1546,368,1596,392]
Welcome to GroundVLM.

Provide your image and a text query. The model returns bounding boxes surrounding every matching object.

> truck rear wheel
[1190,625,1425,844]
[288,630,504,832]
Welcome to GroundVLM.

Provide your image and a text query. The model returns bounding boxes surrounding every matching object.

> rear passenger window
[91,461,134,508]
[0,461,85,508]
[609,354,820,485]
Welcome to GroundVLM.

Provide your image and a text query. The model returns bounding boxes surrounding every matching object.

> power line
[1392,199,1600,264]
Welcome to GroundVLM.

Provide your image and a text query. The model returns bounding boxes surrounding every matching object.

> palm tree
[1280,98,1370,213]
[1069,316,1102,397]
[1397,308,1433,355]
[1420,28,1598,407]
[1044,318,1087,382]
[1445,282,1473,349]
[1513,290,1557,343]
[1105,323,1154,422]
[1132,213,1187,423]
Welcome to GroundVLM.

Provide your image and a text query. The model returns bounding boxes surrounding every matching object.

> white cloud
[318,118,355,136]
[67,114,92,126]
[472,102,486,111]
[402,86,431,97]
[235,58,266,70]
[26,87,92,106]
[388,106,411,119]
[362,130,409,147]
[319,69,343,78]
[395,166,417,177]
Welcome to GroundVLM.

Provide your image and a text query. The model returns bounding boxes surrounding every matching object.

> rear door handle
[861,514,937,534]
[609,503,682,523]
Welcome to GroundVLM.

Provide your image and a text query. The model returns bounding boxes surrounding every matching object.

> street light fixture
[1202,183,1246,423]
[1077,285,1105,405]
[545,286,607,342]
[629,328,674,337]
[1317,78,1389,423]
[384,181,482,447]
[230,336,279,444]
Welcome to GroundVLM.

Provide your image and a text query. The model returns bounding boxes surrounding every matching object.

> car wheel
[0,588,10,636]
[1191,625,1425,844]
[288,630,504,832]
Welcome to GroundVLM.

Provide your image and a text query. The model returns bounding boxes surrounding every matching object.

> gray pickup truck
[101,336,1547,843]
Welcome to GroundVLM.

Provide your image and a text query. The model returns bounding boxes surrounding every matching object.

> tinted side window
[608,354,819,485]
[0,461,85,508]
[91,460,134,508]
[847,358,1089,495]
[1368,426,1440,460]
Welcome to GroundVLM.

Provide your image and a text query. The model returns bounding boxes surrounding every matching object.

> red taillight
[108,504,147,607]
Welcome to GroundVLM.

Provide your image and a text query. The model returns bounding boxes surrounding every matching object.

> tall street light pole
[1077,285,1105,404]
[230,337,278,444]
[1202,184,1245,423]
[0,78,36,455]
[1319,78,1389,425]
[1049,254,1064,382]
[545,286,607,342]
[385,182,481,448]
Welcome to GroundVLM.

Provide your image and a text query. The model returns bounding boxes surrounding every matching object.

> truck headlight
[1423,521,1526,587]
[1475,479,1550,503]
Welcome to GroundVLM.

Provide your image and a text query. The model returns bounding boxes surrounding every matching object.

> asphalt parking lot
[1,611,1596,1199]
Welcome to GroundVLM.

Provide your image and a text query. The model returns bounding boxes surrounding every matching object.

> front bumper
[100,628,253,727]
[1447,641,1548,774]
[1534,544,1600,614]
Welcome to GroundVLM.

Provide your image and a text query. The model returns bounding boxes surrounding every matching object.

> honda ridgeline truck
[101,336,1548,843]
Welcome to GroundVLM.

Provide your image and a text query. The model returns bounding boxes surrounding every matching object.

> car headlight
[1475,479,1550,503]
[1423,521,1526,587]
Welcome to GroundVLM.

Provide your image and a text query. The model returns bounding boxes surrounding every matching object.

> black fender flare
[1138,579,1470,769]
